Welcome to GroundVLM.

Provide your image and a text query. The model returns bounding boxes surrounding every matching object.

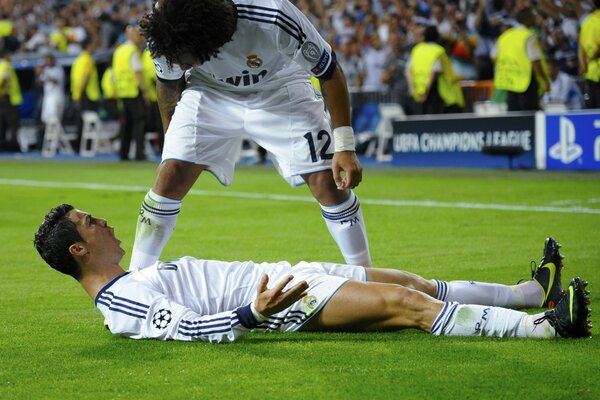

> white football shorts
[255,261,367,333]
[162,82,335,186]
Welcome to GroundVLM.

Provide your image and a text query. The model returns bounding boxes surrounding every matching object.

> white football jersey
[153,0,334,92]
[95,257,366,343]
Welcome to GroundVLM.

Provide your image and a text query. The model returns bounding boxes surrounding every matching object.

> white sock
[129,190,182,271]
[320,191,372,267]
[434,279,544,308]
[431,302,555,338]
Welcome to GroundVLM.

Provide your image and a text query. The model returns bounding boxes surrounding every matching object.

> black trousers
[118,96,146,160]
[0,97,20,149]
[583,79,600,109]
[506,74,540,111]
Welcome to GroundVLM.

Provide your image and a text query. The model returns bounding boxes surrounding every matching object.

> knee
[305,171,348,205]
[154,161,203,199]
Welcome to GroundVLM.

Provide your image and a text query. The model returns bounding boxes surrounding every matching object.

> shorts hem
[293,279,350,332]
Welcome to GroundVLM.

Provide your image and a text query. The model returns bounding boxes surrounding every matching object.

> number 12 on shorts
[304,130,334,162]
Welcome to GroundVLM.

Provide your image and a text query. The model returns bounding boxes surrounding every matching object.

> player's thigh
[245,82,334,185]
[302,281,443,332]
[162,88,244,186]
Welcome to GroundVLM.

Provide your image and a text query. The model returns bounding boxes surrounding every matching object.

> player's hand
[253,274,308,317]
[333,151,363,190]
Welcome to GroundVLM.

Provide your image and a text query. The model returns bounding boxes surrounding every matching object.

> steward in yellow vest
[493,8,550,111]
[0,49,22,151]
[112,25,148,161]
[71,37,100,107]
[578,1,600,108]
[407,26,464,114]
[71,37,101,151]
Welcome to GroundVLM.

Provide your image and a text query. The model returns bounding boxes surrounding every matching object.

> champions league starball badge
[301,41,320,63]
[246,53,263,68]
[152,309,172,329]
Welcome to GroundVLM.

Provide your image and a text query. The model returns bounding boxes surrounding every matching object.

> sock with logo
[320,191,372,267]
[434,279,544,308]
[129,190,182,271]
[430,302,555,338]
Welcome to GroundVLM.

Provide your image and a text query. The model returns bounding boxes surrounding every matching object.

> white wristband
[250,301,268,322]
[333,126,356,152]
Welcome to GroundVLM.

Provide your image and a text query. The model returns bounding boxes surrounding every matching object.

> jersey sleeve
[276,0,334,78]
[152,54,185,81]
[97,281,261,343]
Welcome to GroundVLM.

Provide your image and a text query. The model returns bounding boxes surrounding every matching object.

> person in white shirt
[37,53,65,125]
[33,204,591,343]
[542,58,585,110]
[130,0,371,273]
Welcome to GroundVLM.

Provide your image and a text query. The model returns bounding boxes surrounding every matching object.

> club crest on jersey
[301,41,320,63]
[152,309,172,329]
[246,53,263,68]
[302,295,318,312]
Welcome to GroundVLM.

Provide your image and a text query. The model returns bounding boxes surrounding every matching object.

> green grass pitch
[0,159,598,399]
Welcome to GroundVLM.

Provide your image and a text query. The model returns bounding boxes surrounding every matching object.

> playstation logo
[549,117,583,164]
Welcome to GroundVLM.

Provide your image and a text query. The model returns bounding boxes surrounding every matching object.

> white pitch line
[2,178,600,215]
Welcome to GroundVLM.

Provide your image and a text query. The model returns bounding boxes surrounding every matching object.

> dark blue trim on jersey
[237,5,307,46]
[321,196,360,221]
[318,51,337,80]
[178,315,241,338]
[142,200,181,216]
[235,304,260,329]
[94,272,130,306]
[157,75,185,83]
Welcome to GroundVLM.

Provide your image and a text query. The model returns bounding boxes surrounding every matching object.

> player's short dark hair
[140,0,238,67]
[516,8,535,25]
[34,204,83,280]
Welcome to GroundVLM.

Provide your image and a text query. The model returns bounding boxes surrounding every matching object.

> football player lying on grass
[34,204,592,343]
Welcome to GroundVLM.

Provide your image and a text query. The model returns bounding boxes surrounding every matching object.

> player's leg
[303,278,590,338]
[130,88,242,270]
[246,82,372,267]
[304,171,371,267]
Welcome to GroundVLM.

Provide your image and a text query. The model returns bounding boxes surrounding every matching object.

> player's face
[68,209,125,263]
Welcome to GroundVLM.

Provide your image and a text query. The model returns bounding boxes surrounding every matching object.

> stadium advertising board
[535,112,600,171]
[391,114,536,168]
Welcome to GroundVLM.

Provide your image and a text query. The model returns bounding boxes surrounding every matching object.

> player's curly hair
[34,204,83,280]
[140,0,238,67]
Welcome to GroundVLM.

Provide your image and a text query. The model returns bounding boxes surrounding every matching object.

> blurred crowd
[0,0,599,155]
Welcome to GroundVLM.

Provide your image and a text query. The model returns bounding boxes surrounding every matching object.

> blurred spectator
[542,58,584,110]
[71,36,100,150]
[361,32,390,91]
[578,0,600,109]
[0,47,21,152]
[37,53,66,126]
[381,31,412,113]
[337,37,366,89]
[492,7,550,111]
[49,17,68,53]
[406,26,464,114]
[113,25,148,161]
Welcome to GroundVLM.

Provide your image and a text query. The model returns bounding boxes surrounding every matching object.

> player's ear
[69,242,88,257]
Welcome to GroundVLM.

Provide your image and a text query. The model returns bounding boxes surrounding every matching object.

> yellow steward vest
[113,43,140,99]
[411,42,444,99]
[101,67,116,100]
[0,20,13,37]
[0,59,22,106]
[49,30,68,53]
[142,49,157,101]
[580,10,600,82]
[71,51,100,101]
[411,42,463,106]
[494,27,536,92]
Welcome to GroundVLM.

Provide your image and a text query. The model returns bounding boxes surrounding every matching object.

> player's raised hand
[332,151,363,190]
[253,274,308,317]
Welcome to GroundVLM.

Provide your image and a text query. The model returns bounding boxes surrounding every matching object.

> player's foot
[531,237,565,308]
[534,277,592,338]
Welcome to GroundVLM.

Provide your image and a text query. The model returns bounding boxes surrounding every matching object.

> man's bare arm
[156,77,185,133]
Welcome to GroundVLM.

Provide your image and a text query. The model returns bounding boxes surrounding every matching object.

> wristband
[333,126,356,152]
[250,301,268,322]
